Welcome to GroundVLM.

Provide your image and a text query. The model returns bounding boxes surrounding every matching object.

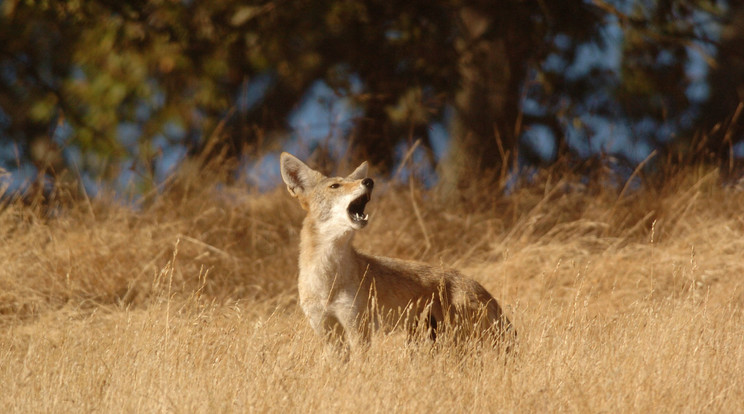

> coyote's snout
[280,152,515,349]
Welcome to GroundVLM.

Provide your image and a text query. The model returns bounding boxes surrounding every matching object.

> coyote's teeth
[350,212,368,222]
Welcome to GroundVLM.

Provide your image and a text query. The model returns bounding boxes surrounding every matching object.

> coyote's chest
[297,248,360,308]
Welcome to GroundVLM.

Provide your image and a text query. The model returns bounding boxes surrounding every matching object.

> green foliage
[0,0,739,183]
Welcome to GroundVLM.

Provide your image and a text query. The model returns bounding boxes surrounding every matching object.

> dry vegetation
[1,161,743,413]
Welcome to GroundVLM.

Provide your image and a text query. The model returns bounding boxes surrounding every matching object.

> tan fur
[280,152,515,348]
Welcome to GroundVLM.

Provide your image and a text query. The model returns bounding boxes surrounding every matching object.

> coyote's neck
[298,217,361,285]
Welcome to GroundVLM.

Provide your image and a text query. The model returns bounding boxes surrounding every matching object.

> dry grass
[1,162,743,413]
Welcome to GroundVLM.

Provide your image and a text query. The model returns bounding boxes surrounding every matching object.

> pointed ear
[346,161,369,181]
[280,152,324,197]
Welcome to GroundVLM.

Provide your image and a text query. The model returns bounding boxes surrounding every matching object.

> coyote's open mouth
[347,193,370,227]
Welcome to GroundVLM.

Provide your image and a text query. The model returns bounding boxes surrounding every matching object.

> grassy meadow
[1,162,743,413]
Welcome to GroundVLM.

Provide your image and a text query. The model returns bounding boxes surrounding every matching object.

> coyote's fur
[280,152,515,349]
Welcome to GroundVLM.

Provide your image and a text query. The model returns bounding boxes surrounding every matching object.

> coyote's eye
[329,183,340,189]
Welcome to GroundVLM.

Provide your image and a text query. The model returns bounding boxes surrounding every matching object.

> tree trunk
[695,6,744,174]
[437,7,524,198]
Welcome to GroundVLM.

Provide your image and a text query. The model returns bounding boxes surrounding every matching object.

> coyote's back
[279,152,515,349]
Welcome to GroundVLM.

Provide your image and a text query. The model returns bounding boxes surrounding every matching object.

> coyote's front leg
[331,296,373,348]
[302,301,347,346]
[304,296,372,351]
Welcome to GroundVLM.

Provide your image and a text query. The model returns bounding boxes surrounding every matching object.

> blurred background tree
[0,0,740,194]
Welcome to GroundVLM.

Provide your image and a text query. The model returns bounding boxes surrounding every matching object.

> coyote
[280,152,514,349]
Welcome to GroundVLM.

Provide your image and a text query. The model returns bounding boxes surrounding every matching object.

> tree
[439,1,604,194]
[594,0,740,171]
[694,3,744,173]
[0,0,605,182]
[0,0,739,193]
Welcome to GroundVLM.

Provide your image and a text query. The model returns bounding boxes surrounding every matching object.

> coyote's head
[280,152,374,237]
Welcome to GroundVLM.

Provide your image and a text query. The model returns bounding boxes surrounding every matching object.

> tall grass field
[1,162,743,412]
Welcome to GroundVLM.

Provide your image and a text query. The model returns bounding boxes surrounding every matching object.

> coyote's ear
[346,161,368,180]
[280,152,324,197]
